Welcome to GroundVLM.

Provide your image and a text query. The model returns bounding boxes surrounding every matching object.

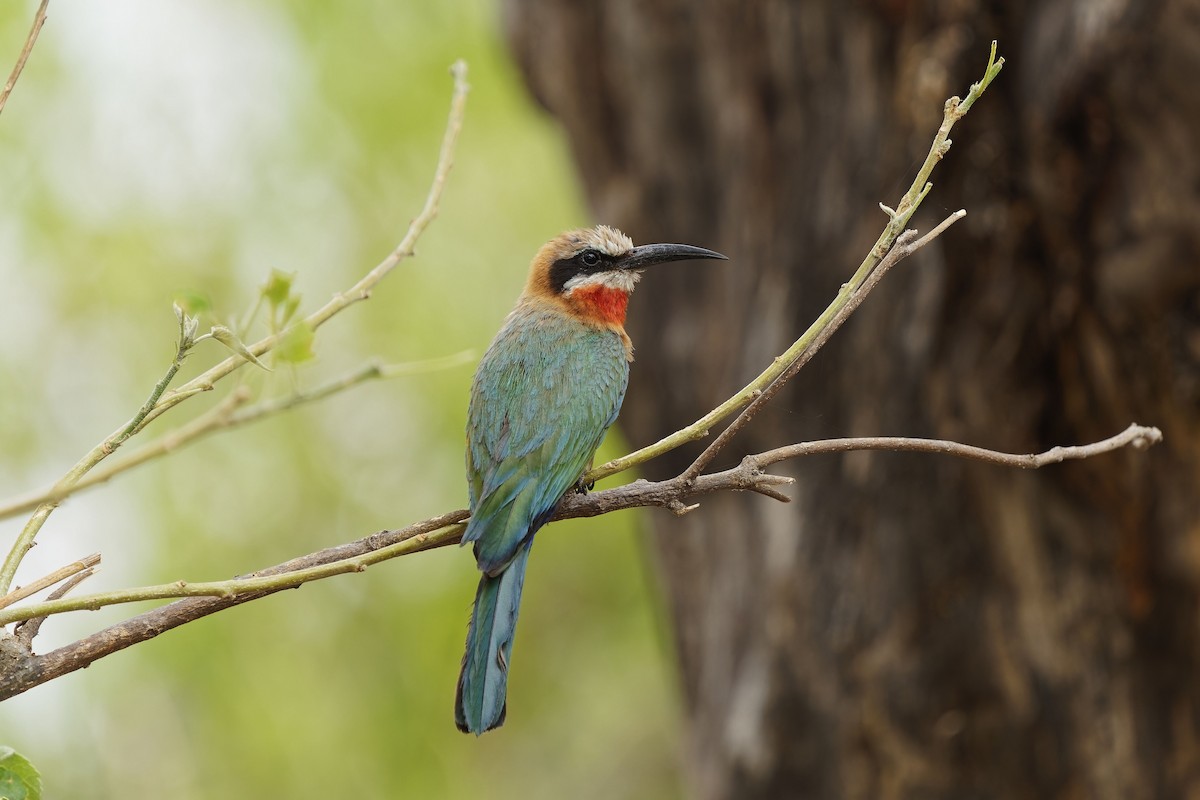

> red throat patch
[569,285,629,326]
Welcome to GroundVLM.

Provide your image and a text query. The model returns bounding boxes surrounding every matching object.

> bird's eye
[580,250,601,268]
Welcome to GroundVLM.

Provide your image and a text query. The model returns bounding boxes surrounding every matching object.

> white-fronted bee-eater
[456,225,727,734]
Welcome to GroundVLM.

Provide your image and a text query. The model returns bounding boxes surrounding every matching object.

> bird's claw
[574,477,595,495]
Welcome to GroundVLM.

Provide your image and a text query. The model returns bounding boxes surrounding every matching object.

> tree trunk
[504,2,1200,797]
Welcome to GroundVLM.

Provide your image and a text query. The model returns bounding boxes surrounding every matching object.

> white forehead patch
[563,269,640,294]
[564,224,634,258]
[588,225,634,257]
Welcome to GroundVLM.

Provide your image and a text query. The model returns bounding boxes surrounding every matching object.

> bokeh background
[0,1,683,797]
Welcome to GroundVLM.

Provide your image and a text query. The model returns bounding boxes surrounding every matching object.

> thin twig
[0,0,49,118]
[681,212,965,482]
[129,61,471,435]
[0,554,101,611]
[0,352,474,522]
[747,424,1164,471]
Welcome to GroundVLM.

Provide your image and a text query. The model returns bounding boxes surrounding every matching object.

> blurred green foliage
[0,1,682,797]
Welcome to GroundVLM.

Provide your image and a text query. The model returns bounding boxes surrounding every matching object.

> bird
[455,225,726,735]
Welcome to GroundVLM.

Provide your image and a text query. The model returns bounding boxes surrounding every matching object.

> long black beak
[619,242,728,271]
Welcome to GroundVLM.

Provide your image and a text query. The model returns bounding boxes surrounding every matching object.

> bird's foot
[574,477,595,495]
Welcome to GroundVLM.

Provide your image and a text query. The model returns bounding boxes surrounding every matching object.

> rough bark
[504,1,1200,798]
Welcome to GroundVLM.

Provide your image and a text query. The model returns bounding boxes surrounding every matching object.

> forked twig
[0,553,100,611]
[15,565,99,648]
[681,212,965,482]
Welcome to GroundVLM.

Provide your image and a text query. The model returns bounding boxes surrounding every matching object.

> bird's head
[525,225,726,327]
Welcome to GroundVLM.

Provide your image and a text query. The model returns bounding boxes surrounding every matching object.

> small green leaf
[262,269,296,309]
[276,322,316,364]
[0,746,43,800]
[209,326,272,371]
[174,290,212,317]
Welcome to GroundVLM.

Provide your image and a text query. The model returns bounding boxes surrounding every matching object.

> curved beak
[619,242,728,271]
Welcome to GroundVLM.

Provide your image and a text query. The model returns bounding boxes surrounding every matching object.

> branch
[747,424,1163,470]
[0,509,469,701]
[586,44,1004,483]
[681,212,965,482]
[0,423,1159,701]
[0,554,100,611]
[0,0,49,118]
[0,352,474,522]
[0,321,196,596]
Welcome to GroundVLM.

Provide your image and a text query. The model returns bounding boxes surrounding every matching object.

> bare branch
[0,510,470,700]
[0,352,474,522]
[681,212,966,482]
[0,422,1160,701]
[748,424,1164,470]
[0,0,49,118]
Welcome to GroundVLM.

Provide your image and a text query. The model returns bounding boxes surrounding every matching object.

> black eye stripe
[548,249,617,294]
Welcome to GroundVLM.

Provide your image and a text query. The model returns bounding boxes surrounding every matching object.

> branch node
[739,454,763,474]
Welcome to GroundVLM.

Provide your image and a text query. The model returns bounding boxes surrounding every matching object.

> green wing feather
[463,304,629,574]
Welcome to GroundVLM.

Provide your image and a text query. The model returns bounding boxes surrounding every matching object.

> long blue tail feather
[455,538,534,735]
